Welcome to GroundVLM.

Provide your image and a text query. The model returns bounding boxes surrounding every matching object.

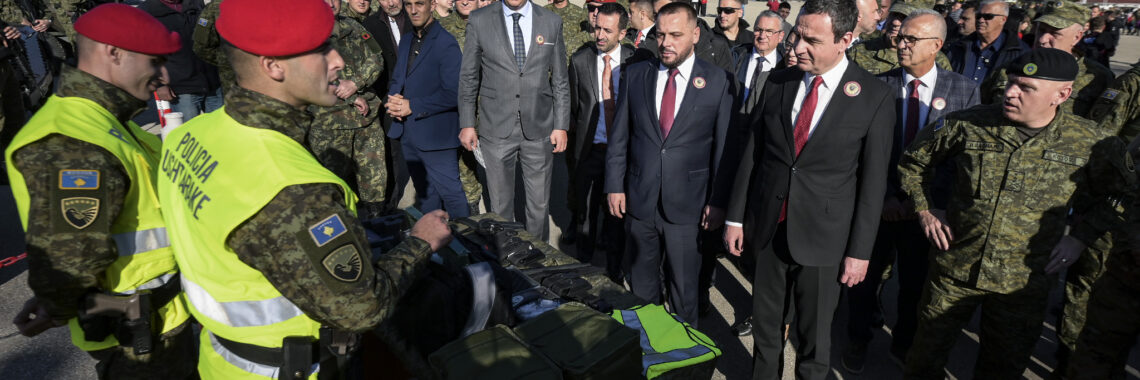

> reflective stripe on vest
[113,227,170,257]
[208,331,319,379]
[619,309,715,378]
[184,276,306,328]
[117,272,177,295]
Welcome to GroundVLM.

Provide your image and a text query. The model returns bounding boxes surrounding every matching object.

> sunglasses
[717,7,740,14]
[587,4,600,12]
[978,13,1004,20]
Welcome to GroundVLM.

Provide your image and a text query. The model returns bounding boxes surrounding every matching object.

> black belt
[213,333,320,368]
[149,273,182,307]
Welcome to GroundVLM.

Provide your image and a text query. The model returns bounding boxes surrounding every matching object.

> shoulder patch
[61,197,100,229]
[198,18,209,27]
[323,244,363,282]
[59,170,100,190]
[1102,89,1119,100]
[309,214,348,247]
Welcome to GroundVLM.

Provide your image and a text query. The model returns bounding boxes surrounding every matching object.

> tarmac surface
[3,1,1140,378]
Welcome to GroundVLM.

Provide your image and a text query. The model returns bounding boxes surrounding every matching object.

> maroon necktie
[780,75,824,223]
[904,79,922,146]
[660,68,679,138]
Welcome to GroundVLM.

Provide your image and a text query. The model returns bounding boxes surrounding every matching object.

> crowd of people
[2,0,1140,378]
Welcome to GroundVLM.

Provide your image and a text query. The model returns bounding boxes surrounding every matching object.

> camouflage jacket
[439,11,467,50]
[0,0,26,25]
[222,86,434,332]
[43,0,81,41]
[192,0,235,90]
[544,2,591,62]
[8,66,146,319]
[981,56,1114,119]
[311,13,385,129]
[1090,65,1140,141]
[899,104,1123,293]
[847,35,953,75]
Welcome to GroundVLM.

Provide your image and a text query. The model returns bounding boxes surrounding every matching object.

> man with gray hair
[944,0,1028,84]
[849,5,953,75]
[841,9,980,373]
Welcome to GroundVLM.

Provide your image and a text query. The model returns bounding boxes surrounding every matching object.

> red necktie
[904,79,922,146]
[660,68,679,138]
[603,54,616,136]
[634,31,643,47]
[780,75,824,223]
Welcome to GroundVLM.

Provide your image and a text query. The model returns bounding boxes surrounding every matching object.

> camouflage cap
[889,0,935,17]
[1034,1,1090,30]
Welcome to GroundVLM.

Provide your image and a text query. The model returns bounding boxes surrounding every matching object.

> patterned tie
[904,79,922,146]
[602,54,616,135]
[511,13,526,71]
[659,68,679,138]
[780,75,824,223]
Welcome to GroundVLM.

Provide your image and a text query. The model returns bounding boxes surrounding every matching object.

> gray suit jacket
[458,1,570,140]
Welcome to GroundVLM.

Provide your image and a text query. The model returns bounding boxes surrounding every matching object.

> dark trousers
[627,207,703,327]
[752,223,841,380]
[571,143,625,280]
[846,219,929,352]
[385,132,409,212]
[400,139,470,218]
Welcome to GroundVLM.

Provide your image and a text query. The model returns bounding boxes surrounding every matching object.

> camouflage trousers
[459,149,482,210]
[308,120,388,218]
[1067,269,1140,380]
[904,271,1050,380]
[88,321,197,380]
[1056,233,1113,371]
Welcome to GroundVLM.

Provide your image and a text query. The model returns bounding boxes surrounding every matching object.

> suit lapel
[800,65,856,157]
[780,70,800,158]
[493,8,518,68]
[584,46,598,108]
[524,8,541,66]
[927,68,952,123]
[407,25,437,76]
[645,64,663,143]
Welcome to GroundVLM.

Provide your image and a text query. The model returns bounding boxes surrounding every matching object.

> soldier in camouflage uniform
[42,0,81,42]
[192,0,236,92]
[849,4,952,75]
[307,0,389,218]
[978,1,1113,119]
[1090,63,1140,140]
[898,48,1125,379]
[440,0,486,211]
[545,0,592,61]
[5,6,195,379]
[1068,136,1140,379]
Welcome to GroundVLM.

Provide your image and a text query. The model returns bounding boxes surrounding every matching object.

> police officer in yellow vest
[4,4,196,379]
[155,0,454,378]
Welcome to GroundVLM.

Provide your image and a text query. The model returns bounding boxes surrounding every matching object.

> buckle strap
[212,332,318,368]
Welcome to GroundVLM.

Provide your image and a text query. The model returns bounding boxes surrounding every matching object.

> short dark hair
[656,2,696,24]
[779,1,791,10]
[799,0,858,43]
[630,0,655,16]
[598,3,630,31]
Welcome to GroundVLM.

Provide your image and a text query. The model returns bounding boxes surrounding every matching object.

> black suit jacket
[727,63,895,266]
[362,11,412,128]
[568,44,634,165]
[876,67,980,205]
[604,57,738,224]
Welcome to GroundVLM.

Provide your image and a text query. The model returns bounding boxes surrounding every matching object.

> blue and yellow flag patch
[309,214,347,247]
[59,170,100,190]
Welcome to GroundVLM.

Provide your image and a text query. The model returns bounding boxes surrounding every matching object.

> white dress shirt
[790,55,849,138]
[594,47,623,144]
[502,0,534,56]
[388,16,402,46]
[636,25,654,47]
[744,47,781,89]
[654,53,696,119]
[900,65,939,149]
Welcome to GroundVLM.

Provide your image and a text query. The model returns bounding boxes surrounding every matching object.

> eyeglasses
[717,7,740,14]
[978,13,1004,20]
[896,34,940,46]
[752,28,782,36]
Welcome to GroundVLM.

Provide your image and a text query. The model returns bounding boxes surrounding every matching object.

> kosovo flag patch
[59,170,100,190]
[309,214,348,247]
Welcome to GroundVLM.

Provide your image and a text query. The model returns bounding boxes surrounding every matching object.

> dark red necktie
[634,31,643,47]
[904,79,922,146]
[780,75,824,223]
[660,68,679,138]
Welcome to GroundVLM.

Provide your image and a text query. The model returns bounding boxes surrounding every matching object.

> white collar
[502,0,532,19]
[658,52,696,82]
[803,54,849,91]
[903,64,938,87]
[752,47,780,65]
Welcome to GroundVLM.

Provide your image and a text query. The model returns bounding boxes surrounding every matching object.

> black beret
[1006,48,1078,82]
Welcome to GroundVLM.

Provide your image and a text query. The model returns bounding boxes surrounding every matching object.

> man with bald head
[945,0,1028,83]
[851,0,883,47]
[842,9,980,373]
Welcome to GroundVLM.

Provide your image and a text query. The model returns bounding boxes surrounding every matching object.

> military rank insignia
[309,214,348,247]
[59,170,100,190]
[843,81,861,97]
[198,18,209,27]
[693,77,706,89]
[61,197,100,229]
[1023,63,1038,76]
[323,245,363,282]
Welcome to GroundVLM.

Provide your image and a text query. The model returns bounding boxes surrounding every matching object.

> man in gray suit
[458,0,570,239]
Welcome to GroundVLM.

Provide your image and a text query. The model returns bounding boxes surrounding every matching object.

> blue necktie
[512,13,526,71]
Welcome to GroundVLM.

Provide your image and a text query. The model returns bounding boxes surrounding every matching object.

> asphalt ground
[3,1,1140,378]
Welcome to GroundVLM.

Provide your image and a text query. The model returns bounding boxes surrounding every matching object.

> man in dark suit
[363,0,413,211]
[458,0,570,239]
[628,0,735,73]
[840,10,980,374]
[385,0,469,218]
[567,3,633,279]
[726,9,785,337]
[722,0,895,377]
[605,2,736,328]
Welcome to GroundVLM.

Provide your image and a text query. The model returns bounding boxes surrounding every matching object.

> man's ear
[261,56,286,82]
[106,44,122,65]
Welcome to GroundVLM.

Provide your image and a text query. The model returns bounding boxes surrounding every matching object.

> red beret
[217,0,334,57]
[74,4,181,55]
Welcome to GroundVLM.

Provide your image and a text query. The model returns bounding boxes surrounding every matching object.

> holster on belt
[77,274,181,355]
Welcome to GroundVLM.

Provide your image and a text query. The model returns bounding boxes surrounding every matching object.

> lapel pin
[536,35,545,45]
[932,97,946,110]
[693,77,706,89]
[843,81,861,97]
